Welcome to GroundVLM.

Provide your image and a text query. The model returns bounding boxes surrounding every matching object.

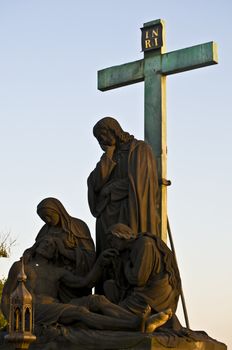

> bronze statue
[88,117,160,257]
[74,223,181,330]
[1,191,225,349]
[24,197,95,302]
[1,237,172,334]
[104,224,180,322]
[0,124,226,349]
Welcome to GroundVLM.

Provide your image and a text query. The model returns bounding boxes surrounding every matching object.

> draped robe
[88,139,160,256]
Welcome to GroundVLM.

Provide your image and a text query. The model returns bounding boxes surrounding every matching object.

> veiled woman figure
[25,197,96,302]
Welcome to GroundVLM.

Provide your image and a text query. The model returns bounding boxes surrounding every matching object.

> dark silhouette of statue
[1,210,225,349]
[1,237,172,334]
[24,197,96,302]
[88,117,160,257]
[75,223,181,330]
[103,224,181,323]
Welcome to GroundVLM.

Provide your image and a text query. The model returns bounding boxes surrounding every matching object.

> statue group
[0,118,226,350]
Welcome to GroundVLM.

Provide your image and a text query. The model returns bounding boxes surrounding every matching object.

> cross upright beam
[98,19,218,242]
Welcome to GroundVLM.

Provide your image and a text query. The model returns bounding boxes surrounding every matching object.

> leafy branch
[0,232,16,258]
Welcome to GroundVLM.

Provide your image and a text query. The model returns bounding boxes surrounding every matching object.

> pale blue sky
[0,0,231,347]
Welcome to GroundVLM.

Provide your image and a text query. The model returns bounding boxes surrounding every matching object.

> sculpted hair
[93,117,134,143]
[107,223,137,240]
[28,237,59,264]
[147,233,181,295]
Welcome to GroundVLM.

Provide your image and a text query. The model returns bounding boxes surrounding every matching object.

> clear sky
[0,0,231,348]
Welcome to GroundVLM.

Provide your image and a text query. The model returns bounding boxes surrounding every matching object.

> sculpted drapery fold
[88,119,160,257]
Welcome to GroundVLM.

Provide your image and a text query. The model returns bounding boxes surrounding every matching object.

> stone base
[0,332,227,350]
[145,337,226,350]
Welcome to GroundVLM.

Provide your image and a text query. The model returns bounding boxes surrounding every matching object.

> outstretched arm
[61,249,117,288]
[61,262,101,289]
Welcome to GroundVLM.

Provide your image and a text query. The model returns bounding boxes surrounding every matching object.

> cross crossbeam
[98,42,217,90]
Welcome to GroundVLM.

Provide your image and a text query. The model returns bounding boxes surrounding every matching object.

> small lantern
[5,258,36,349]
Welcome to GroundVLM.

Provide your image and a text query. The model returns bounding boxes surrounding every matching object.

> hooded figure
[25,197,95,302]
[88,117,160,257]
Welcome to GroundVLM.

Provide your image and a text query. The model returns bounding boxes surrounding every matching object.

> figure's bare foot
[145,308,172,333]
[140,305,152,332]
[143,305,152,319]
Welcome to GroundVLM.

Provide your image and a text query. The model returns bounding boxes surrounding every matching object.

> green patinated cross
[98,19,218,242]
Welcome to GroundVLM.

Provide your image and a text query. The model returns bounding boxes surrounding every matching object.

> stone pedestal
[0,330,227,350]
[137,337,227,350]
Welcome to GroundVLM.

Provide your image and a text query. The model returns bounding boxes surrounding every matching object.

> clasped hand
[97,248,119,267]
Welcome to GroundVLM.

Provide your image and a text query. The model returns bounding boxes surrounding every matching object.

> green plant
[0,278,7,329]
[0,232,16,330]
[0,232,16,258]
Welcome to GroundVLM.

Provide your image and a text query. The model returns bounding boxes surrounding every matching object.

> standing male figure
[88,117,160,257]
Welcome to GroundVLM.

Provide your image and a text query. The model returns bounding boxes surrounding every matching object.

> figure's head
[93,117,133,148]
[107,223,136,251]
[37,197,89,250]
[37,197,68,227]
[36,237,57,260]
[37,207,60,226]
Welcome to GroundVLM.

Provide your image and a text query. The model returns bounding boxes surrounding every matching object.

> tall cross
[98,19,218,242]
